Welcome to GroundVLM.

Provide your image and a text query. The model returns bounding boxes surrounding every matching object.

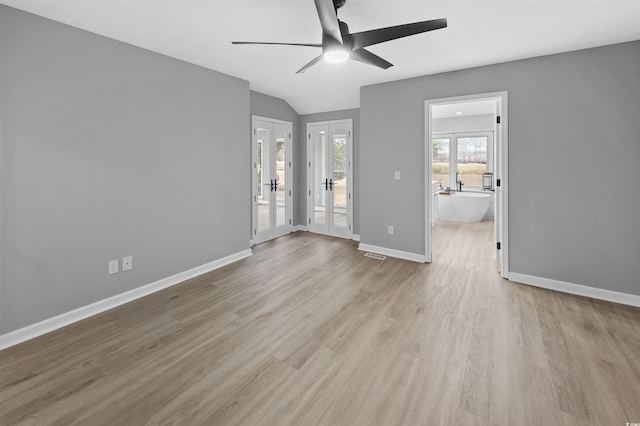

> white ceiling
[2,0,639,114]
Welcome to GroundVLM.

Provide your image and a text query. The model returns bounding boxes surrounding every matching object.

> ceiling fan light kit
[232,0,447,73]
[323,49,349,63]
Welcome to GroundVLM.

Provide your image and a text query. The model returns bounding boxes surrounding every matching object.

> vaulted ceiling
[2,0,639,114]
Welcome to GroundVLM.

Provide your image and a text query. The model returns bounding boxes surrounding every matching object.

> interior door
[253,117,292,244]
[307,120,352,239]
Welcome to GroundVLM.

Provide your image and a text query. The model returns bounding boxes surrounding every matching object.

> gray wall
[0,6,251,333]
[299,109,360,234]
[360,40,640,295]
[250,91,299,125]
[249,91,301,226]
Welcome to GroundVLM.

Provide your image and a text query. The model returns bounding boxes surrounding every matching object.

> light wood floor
[1,221,639,425]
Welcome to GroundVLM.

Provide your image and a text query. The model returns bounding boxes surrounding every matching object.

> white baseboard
[358,243,427,263]
[293,225,308,232]
[509,272,640,307]
[0,249,253,350]
[352,234,361,242]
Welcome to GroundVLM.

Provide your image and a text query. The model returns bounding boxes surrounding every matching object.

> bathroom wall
[432,113,494,133]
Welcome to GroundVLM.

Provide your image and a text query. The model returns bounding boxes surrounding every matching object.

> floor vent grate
[364,252,386,261]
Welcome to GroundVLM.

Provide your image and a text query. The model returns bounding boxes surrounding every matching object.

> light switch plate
[395,171,401,180]
[109,260,119,275]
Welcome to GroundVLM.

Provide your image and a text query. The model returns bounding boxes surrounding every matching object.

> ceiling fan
[232,0,447,74]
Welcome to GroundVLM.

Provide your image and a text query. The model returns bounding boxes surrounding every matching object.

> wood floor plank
[588,298,640,381]
[533,289,591,421]
[254,346,341,426]
[1,223,638,425]
[400,313,474,425]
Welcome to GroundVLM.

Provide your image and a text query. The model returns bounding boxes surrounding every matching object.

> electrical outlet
[388,226,394,235]
[108,260,119,275]
[122,256,133,271]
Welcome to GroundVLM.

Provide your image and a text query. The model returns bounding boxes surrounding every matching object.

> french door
[252,116,292,244]
[307,120,353,239]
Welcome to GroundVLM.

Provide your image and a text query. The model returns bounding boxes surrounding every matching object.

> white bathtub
[437,192,491,223]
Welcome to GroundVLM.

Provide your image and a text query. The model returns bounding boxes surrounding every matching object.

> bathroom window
[432,132,493,190]
[432,137,451,187]
[457,136,488,187]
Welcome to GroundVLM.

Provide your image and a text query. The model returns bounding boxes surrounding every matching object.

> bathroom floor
[432,219,496,264]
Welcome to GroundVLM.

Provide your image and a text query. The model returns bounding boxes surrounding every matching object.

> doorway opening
[425,92,509,278]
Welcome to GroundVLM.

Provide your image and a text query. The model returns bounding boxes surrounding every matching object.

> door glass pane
[332,131,347,229]
[457,136,488,187]
[256,128,270,232]
[312,131,327,225]
[432,137,450,188]
[275,133,286,227]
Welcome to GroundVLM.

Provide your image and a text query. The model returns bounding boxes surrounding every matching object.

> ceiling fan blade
[349,48,393,70]
[313,0,343,45]
[296,54,324,74]
[232,41,322,47]
[350,18,447,50]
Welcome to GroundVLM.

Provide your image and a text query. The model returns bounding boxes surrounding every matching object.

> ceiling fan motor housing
[322,20,353,53]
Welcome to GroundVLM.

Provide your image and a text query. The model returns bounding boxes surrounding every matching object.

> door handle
[271,179,274,192]
[274,179,278,191]
[329,179,333,191]
[323,178,328,190]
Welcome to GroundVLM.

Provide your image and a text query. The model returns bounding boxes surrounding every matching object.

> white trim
[425,102,433,262]
[358,243,427,263]
[293,225,308,232]
[509,272,640,308]
[352,234,360,242]
[0,249,252,350]
[498,93,509,278]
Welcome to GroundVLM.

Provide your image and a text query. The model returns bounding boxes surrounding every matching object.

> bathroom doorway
[424,92,509,278]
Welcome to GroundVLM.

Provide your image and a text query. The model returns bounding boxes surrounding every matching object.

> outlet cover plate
[122,256,133,271]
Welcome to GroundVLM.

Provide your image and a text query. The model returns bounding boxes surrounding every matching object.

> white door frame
[306,119,353,240]
[252,115,293,245]
[424,92,509,278]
